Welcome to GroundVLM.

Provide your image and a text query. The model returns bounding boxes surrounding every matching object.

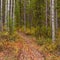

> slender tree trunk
[12,0,15,30]
[46,0,48,27]
[5,0,7,31]
[0,0,1,31]
[5,0,9,31]
[10,0,13,22]
[51,0,55,42]
[0,0,3,31]
[9,0,13,34]
[50,0,52,27]
[7,0,10,31]
[2,0,5,27]
[28,0,32,32]
[56,0,58,29]
[24,0,26,31]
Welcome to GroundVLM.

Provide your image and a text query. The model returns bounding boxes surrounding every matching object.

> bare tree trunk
[51,0,55,42]
[0,0,1,31]
[24,0,26,31]
[5,0,8,31]
[56,0,58,29]
[2,0,5,27]
[0,0,3,31]
[7,0,10,31]
[10,0,13,22]
[50,0,52,27]
[46,0,48,27]
[12,0,15,30]
[28,0,31,32]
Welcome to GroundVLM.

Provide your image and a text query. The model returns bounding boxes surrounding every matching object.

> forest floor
[0,31,45,60]
[0,31,60,60]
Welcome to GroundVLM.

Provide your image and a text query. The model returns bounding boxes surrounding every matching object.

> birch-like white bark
[51,0,55,42]
[1,0,3,31]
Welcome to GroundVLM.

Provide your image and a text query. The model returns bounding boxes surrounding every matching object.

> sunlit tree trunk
[0,0,3,31]
[51,0,55,42]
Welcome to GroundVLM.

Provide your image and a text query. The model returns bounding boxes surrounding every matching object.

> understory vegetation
[0,0,60,60]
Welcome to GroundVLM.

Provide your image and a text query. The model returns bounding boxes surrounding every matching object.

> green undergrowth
[0,31,24,42]
[36,37,60,60]
[0,31,24,59]
[19,27,36,35]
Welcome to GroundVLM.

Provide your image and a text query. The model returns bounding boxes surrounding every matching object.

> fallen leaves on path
[0,32,45,60]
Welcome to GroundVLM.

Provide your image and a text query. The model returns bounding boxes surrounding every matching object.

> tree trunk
[46,0,48,27]
[50,0,52,27]
[24,0,26,31]
[56,0,58,29]
[5,0,8,31]
[12,0,15,30]
[7,0,10,31]
[51,0,55,42]
[2,0,5,27]
[0,0,3,31]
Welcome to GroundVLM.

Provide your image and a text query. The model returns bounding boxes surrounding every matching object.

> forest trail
[18,31,45,60]
[0,32,45,60]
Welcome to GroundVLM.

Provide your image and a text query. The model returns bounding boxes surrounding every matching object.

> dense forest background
[0,0,60,60]
[0,0,60,41]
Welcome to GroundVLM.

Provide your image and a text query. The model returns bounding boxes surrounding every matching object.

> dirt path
[18,32,45,60]
[0,32,45,60]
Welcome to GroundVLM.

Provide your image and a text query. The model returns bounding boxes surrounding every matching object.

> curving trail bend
[18,32,45,60]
